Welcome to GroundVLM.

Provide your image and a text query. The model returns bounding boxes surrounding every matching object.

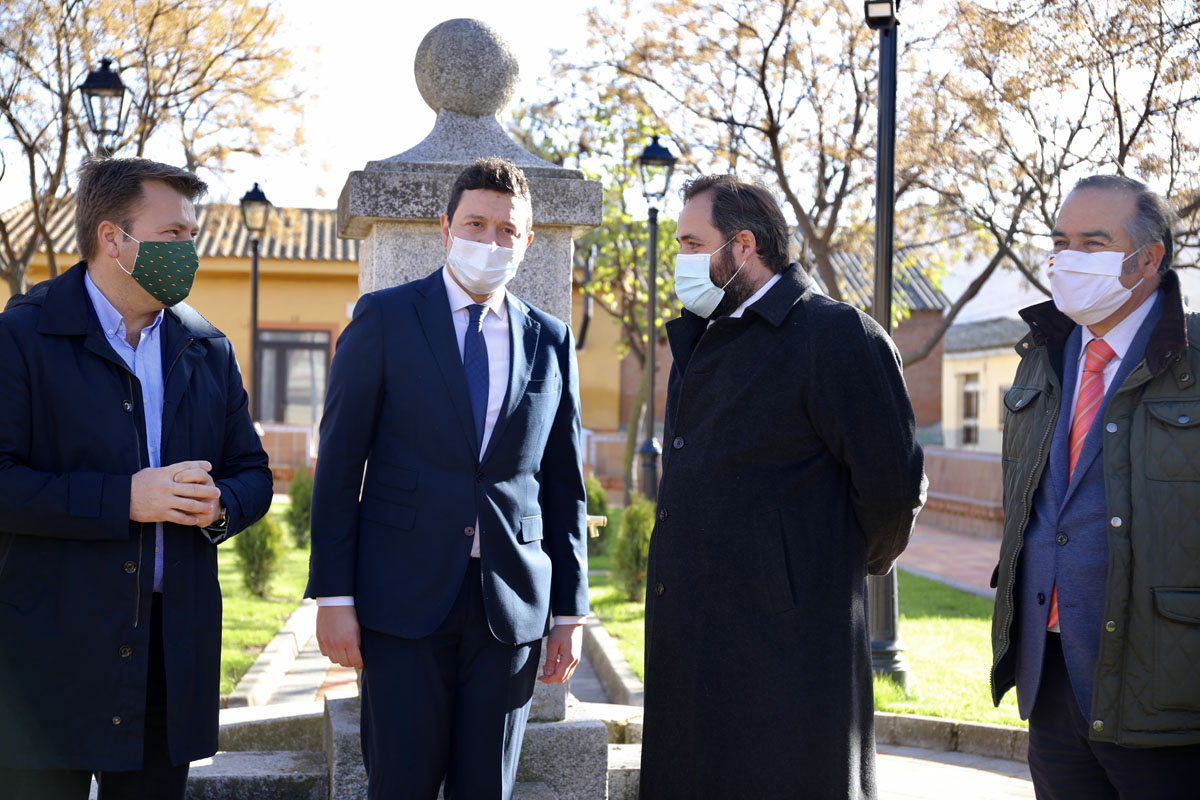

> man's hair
[446,156,532,230]
[1072,174,1177,273]
[75,157,208,261]
[680,174,790,274]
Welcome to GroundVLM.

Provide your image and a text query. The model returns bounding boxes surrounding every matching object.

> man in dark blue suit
[306,157,589,799]
[992,175,1200,799]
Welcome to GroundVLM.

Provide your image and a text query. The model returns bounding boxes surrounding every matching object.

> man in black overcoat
[0,157,273,799]
[639,175,927,799]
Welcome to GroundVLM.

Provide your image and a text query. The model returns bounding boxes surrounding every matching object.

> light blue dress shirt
[84,271,167,592]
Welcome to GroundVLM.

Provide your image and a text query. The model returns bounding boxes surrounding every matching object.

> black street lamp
[240,183,273,421]
[636,135,676,501]
[864,0,908,690]
[78,59,129,155]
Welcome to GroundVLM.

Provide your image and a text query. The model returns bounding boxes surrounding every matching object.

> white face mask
[673,238,747,318]
[1048,247,1145,327]
[446,235,522,295]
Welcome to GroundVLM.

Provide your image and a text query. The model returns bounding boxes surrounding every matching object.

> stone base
[186,751,327,800]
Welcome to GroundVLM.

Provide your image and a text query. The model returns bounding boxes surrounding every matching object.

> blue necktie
[464,304,489,450]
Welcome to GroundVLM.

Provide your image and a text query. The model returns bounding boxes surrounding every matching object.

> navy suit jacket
[305,268,588,645]
[1016,294,1163,719]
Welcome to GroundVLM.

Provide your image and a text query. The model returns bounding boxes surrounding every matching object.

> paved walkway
[898,521,1002,598]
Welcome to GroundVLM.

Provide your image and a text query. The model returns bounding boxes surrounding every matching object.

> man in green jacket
[991,174,1200,798]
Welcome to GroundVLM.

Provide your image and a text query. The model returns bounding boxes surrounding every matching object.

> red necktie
[1048,338,1117,630]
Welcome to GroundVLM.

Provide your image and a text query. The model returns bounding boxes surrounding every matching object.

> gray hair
[1072,174,1176,274]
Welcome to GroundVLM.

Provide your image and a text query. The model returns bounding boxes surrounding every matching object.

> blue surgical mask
[673,238,747,318]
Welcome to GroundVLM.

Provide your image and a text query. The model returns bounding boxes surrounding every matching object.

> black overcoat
[0,263,273,770]
[639,265,927,799]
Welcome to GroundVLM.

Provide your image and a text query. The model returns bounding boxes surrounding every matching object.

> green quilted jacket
[991,269,1200,746]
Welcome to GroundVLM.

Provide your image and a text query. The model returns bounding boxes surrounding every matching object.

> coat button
[1056,533,1068,545]
[122,401,133,413]
[118,645,132,658]
[655,583,665,596]
[463,526,475,537]
[657,507,668,522]
[123,561,137,574]
[1179,415,1190,424]
[1092,719,1104,732]
[1105,620,1117,632]
[1110,517,1123,528]
[1106,423,1118,433]
[112,716,122,725]
[1037,592,1046,605]
[672,436,685,450]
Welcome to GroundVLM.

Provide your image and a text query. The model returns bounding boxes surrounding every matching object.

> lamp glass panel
[866,1,894,18]
[241,202,269,233]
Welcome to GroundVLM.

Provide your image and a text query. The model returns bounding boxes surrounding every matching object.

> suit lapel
[416,274,480,457]
[482,296,539,464]
[161,318,198,449]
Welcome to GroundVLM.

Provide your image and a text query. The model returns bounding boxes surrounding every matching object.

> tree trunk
[622,360,649,506]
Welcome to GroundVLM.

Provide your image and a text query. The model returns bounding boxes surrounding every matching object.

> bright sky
[0,1,591,212]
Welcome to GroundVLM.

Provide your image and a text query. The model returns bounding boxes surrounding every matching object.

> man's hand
[317,605,364,669]
[130,461,221,526]
[538,623,583,684]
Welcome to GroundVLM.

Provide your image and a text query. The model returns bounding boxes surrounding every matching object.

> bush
[286,469,314,548]
[614,493,655,601]
[584,473,609,556]
[235,516,285,598]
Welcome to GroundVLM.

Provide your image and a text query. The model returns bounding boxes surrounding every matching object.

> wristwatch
[207,503,229,532]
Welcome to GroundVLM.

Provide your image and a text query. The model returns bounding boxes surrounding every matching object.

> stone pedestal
[336,18,601,323]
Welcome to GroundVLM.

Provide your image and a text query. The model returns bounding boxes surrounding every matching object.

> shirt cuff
[552,615,586,627]
[316,596,355,607]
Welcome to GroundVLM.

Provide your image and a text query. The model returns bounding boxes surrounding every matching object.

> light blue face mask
[672,238,747,318]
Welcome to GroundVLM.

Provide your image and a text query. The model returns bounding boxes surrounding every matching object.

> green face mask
[115,227,200,307]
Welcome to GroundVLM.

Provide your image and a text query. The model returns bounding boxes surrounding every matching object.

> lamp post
[864,0,909,689]
[78,59,129,155]
[635,135,677,501]
[239,183,272,421]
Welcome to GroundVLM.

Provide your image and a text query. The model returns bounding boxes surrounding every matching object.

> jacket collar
[744,263,813,327]
[1017,268,1187,378]
[31,261,222,340]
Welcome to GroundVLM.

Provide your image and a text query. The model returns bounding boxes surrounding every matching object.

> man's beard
[708,245,754,319]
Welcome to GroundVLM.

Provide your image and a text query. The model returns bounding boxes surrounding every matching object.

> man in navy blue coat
[0,157,273,799]
[306,157,589,799]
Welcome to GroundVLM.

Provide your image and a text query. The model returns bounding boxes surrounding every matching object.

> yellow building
[0,199,627,480]
[941,318,1028,453]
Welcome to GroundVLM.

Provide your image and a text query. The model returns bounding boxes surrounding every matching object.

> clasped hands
[129,460,222,528]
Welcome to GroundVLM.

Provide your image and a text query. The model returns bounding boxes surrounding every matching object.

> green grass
[216,499,310,695]
[587,505,622,573]
[585,530,1025,727]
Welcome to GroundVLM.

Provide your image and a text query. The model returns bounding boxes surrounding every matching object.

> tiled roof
[802,247,950,313]
[1,198,358,262]
[945,317,1029,352]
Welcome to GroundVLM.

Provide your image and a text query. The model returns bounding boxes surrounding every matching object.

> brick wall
[893,309,945,429]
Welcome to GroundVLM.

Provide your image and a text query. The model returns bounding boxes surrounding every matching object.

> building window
[961,373,980,446]
[257,330,331,425]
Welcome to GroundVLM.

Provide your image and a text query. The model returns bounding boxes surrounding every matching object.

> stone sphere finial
[414,19,520,117]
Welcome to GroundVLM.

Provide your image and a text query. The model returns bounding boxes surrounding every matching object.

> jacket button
[123,561,137,574]
[672,436,685,450]
[463,526,475,537]
[122,401,133,413]
[476,474,483,483]
[112,716,122,725]
[655,583,665,596]
[118,645,132,658]
[1106,423,1118,433]
[1092,719,1104,732]
[1110,517,1123,528]
[1105,620,1117,632]
[1182,373,1192,382]
[658,507,668,522]
[1055,533,1068,545]
[1179,415,1190,424]
[1037,593,1046,605]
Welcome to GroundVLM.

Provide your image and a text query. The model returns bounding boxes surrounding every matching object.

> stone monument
[328,18,608,799]
[337,17,602,324]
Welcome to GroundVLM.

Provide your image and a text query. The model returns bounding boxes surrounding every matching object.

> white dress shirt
[1066,292,1158,423]
[319,268,582,627]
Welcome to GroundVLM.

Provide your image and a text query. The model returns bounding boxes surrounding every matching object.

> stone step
[218,700,324,752]
[607,743,640,800]
[186,751,327,800]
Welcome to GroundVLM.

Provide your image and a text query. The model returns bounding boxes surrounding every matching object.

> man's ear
[439,213,451,249]
[735,229,757,263]
[97,221,122,259]
[1142,241,1166,276]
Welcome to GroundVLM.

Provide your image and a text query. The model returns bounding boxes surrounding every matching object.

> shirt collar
[1080,290,1157,363]
[442,265,508,321]
[84,269,164,342]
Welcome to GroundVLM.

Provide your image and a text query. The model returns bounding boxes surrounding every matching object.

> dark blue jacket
[0,262,272,770]
[305,268,588,645]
